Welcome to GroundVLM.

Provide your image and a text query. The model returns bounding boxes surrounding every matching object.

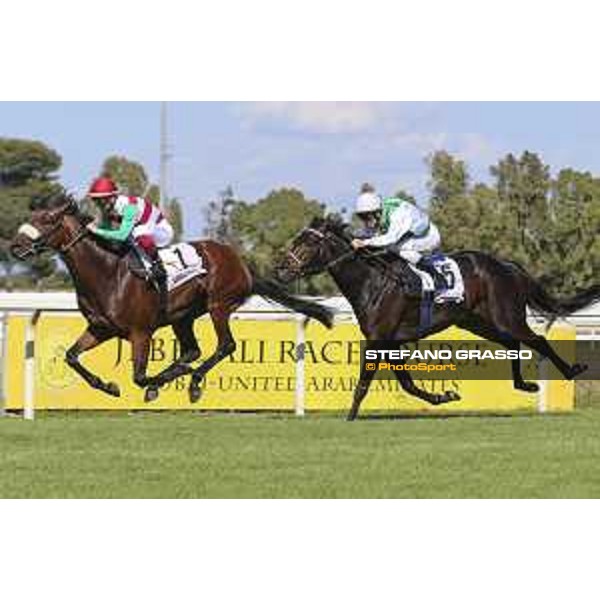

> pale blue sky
[3,101,600,236]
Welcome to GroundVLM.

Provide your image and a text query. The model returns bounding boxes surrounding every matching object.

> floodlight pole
[159,101,170,209]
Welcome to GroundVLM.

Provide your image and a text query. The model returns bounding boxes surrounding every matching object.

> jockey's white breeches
[133,219,174,248]
[397,224,441,264]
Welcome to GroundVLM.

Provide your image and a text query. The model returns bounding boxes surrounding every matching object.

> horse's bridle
[285,227,356,277]
[17,203,88,258]
[285,225,404,287]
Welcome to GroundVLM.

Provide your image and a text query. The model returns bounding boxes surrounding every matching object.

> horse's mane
[87,232,130,257]
[309,214,353,242]
[29,191,71,211]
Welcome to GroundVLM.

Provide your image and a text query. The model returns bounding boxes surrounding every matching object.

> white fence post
[0,312,6,417]
[537,359,549,413]
[23,311,41,421]
[295,316,306,417]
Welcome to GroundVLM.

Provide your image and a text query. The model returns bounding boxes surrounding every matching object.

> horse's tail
[251,274,334,329]
[514,260,600,318]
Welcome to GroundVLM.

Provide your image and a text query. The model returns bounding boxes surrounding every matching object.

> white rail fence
[0,292,354,419]
[1,292,600,420]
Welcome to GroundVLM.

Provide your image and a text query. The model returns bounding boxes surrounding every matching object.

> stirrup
[150,270,167,291]
[416,261,447,293]
[433,274,449,292]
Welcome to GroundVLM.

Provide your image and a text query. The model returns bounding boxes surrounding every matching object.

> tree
[0,138,61,186]
[427,150,469,203]
[146,183,160,205]
[165,198,184,243]
[393,188,418,204]
[95,155,184,242]
[544,168,600,293]
[0,138,63,289]
[203,185,238,243]
[428,148,600,297]
[490,151,551,265]
[204,186,335,294]
[100,155,149,196]
[230,187,324,274]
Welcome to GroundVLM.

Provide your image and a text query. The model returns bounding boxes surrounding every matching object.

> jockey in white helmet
[351,184,447,291]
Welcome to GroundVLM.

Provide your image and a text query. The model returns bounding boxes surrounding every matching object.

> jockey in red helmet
[86,176,173,303]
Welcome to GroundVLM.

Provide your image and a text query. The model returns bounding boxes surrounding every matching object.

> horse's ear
[29,197,45,211]
[45,193,79,218]
[325,212,345,228]
[309,215,325,228]
[64,195,79,214]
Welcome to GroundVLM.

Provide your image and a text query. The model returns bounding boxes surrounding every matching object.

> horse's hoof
[568,363,588,380]
[105,382,121,397]
[516,381,539,393]
[443,390,461,403]
[144,387,160,403]
[189,386,203,404]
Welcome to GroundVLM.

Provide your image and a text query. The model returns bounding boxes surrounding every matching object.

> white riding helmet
[355,192,382,215]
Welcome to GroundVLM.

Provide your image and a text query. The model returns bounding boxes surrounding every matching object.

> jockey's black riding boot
[150,256,167,286]
[398,261,422,296]
[148,253,168,318]
[416,257,448,292]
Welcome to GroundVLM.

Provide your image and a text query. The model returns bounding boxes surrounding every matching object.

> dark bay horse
[275,216,599,420]
[10,197,333,402]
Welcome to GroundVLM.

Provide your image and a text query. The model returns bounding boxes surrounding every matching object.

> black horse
[275,215,599,420]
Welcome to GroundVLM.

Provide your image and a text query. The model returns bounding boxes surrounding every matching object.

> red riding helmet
[88,177,119,200]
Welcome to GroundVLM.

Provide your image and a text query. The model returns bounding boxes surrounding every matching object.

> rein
[286,227,357,277]
[289,226,406,286]
[19,208,88,258]
[33,219,88,255]
[59,226,88,253]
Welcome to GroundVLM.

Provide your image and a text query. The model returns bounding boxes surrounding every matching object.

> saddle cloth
[158,243,207,291]
[409,254,465,304]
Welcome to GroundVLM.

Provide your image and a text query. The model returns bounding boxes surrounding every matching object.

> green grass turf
[2,406,600,498]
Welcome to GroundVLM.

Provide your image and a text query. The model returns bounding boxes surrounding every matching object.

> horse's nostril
[277,268,296,284]
[10,242,28,260]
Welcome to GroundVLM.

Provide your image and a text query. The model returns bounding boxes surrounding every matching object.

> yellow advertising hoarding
[3,313,574,412]
[303,321,574,412]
